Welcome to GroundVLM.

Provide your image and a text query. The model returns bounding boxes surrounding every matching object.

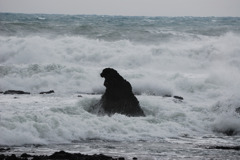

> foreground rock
[3,90,30,95]
[92,68,145,117]
[0,150,125,160]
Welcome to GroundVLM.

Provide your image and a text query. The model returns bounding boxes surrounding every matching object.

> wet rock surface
[93,68,145,117]
[3,90,30,95]
[0,150,127,160]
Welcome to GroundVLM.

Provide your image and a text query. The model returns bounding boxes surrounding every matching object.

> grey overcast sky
[0,0,240,17]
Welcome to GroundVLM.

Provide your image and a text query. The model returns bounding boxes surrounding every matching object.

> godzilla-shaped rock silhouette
[93,68,145,117]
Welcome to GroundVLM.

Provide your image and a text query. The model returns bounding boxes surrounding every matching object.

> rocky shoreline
[0,150,130,160]
[1,90,54,95]
[1,145,240,160]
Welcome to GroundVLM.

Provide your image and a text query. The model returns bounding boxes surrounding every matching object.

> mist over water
[0,13,240,159]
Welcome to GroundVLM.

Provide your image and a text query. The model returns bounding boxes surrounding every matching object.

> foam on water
[1,93,239,146]
[0,94,215,146]
[1,32,240,96]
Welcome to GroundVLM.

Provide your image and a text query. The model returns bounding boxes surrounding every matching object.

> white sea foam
[1,93,240,146]
[0,94,210,146]
[1,32,240,97]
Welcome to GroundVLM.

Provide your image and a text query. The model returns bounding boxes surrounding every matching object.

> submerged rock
[163,94,172,98]
[235,107,240,114]
[92,68,145,117]
[39,90,55,94]
[207,145,240,150]
[223,129,238,136]
[173,96,184,100]
[163,94,184,100]
[3,90,30,95]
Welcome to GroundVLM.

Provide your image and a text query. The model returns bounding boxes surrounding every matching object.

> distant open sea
[1,13,240,159]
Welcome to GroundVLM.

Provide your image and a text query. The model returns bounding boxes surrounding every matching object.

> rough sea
[1,13,240,159]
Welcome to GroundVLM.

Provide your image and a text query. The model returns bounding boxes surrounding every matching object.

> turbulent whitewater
[0,13,240,159]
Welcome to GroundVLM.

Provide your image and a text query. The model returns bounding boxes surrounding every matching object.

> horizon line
[1,12,240,18]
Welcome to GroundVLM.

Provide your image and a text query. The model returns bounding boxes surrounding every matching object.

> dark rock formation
[93,68,145,117]
[39,90,54,94]
[235,107,240,114]
[163,94,184,100]
[3,90,30,95]
[173,96,184,100]
[0,150,123,160]
[207,145,240,150]
[49,151,115,160]
[0,154,19,160]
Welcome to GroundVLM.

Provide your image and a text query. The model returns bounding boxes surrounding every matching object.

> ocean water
[1,13,240,159]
